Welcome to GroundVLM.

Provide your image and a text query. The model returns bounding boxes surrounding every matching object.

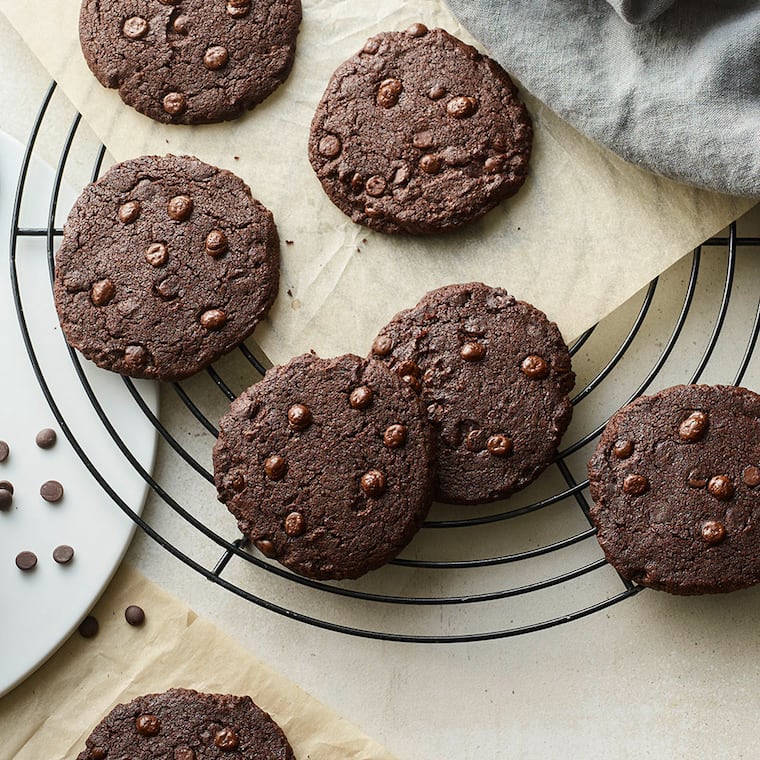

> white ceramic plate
[0,130,158,696]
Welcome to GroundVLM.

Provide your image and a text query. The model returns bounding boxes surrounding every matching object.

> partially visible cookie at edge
[79,0,302,124]
[370,283,574,504]
[308,24,532,235]
[588,384,760,595]
[54,154,279,382]
[213,353,434,580]
[76,687,295,759]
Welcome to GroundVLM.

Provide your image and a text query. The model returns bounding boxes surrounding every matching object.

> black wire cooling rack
[10,82,760,643]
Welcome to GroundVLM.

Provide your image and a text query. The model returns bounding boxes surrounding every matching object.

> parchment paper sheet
[0,563,398,760]
[0,0,754,365]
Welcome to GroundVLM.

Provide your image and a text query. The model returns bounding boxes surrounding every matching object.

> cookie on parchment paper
[54,154,279,382]
[308,24,532,235]
[588,384,760,595]
[79,0,302,124]
[213,353,434,580]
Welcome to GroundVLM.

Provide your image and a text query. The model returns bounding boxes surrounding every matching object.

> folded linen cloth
[445,0,760,197]
[606,0,677,24]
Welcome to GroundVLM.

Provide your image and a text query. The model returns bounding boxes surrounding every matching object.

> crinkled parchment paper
[0,564,397,760]
[0,0,753,365]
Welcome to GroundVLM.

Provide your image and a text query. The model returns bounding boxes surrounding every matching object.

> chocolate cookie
[54,155,279,382]
[371,283,574,504]
[213,353,434,580]
[308,24,532,235]
[79,0,302,124]
[588,384,760,595]
[76,688,295,759]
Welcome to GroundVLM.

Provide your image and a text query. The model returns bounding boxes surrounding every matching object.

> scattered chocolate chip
[623,473,649,496]
[612,439,634,459]
[413,131,434,149]
[163,92,187,116]
[287,403,312,430]
[117,200,140,224]
[406,22,428,37]
[145,242,168,266]
[156,277,179,300]
[172,15,189,34]
[15,551,37,571]
[521,355,549,379]
[446,95,478,118]
[135,714,161,736]
[123,16,148,40]
[376,78,403,108]
[484,155,507,173]
[35,428,57,449]
[486,434,512,457]
[427,84,446,100]
[371,335,393,356]
[167,194,193,221]
[701,520,726,545]
[284,511,305,536]
[360,469,386,497]
[264,454,287,480]
[215,727,240,751]
[53,544,75,564]
[687,469,708,488]
[349,386,373,409]
[40,480,64,503]
[383,424,407,449]
[419,154,442,174]
[91,278,115,306]
[679,411,708,442]
[318,134,342,158]
[124,344,148,369]
[229,472,246,492]
[397,360,420,378]
[227,0,250,17]
[0,480,14,494]
[743,465,760,487]
[125,604,146,626]
[204,45,229,70]
[707,474,734,500]
[365,175,387,197]
[0,440,8,461]
[174,748,195,760]
[199,308,227,330]
[401,374,421,393]
[78,615,99,638]
[362,38,380,55]
[0,489,12,511]
[255,539,277,558]
[460,342,486,362]
[205,229,228,257]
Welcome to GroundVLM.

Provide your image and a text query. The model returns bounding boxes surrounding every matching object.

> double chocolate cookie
[213,353,434,580]
[308,24,532,234]
[79,0,302,124]
[77,688,295,759]
[371,283,574,505]
[54,154,279,382]
[588,384,760,595]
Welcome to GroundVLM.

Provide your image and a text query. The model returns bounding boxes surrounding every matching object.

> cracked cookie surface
[308,24,532,234]
[54,154,279,382]
[213,353,434,580]
[79,0,302,124]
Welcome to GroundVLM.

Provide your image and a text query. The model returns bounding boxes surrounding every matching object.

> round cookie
[371,283,574,505]
[76,688,295,759]
[588,384,760,595]
[79,0,302,124]
[213,353,434,580]
[308,24,532,235]
[54,154,279,382]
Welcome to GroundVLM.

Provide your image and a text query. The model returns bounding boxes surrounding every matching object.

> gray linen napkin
[606,0,677,24]
[445,0,760,197]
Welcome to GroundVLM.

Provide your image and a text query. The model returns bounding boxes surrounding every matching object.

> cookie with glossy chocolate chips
[213,353,434,580]
[588,384,760,595]
[308,24,532,234]
[77,688,295,760]
[54,155,279,381]
[371,283,574,505]
[79,0,302,124]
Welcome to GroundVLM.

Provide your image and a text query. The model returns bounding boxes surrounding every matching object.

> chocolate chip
[287,403,312,431]
[365,175,387,197]
[376,78,403,108]
[364,203,383,219]
[743,465,760,487]
[361,469,386,497]
[413,131,434,149]
[612,439,634,459]
[200,309,227,330]
[383,424,407,449]
[284,511,306,536]
[687,470,708,488]
[349,386,373,409]
[255,539,277,558]
[460,342,486,362]
[521,355,549,379]
[679,411,708,442]
[172,14,190,34]
[163,92,187,116]
[371,334,393,356]
[0,488,12,511]
[419,154,442,174]
[125,605,146,626]
[35,428,57,449]
[701,520,726,545]
[486,434,513,457]
[156,277,179,300]
[40,480,64,502]
[397,359,420,378]
[623,473,649,496]
[229,472,246,492]
[123,16,148,39]
[264,454,287,480]
[15,551,37,571]
[0,441,7,461]
[427,402,444,423]
[53,544,75,564]
[427,84,446,100]
[90,749,107,760]
[227,1,250,17]
[484,155,507,173]
[707,474,734,500]
[446,95,478,118]
[78,615,99,638]
[145,242,168,266]
[215,728,239,751]
[91,278,115,306]
[124,344,148,369]
[174,748,195,760]
[318,134,342,158]
[400,374,421,393]
[167,195,193,221]
[350,173,364,193]
[204,45,229,70]
[117,200,140,224]
[135,714,161,736]
[406,22,428,37]
[205,229,228,257]
[362,38,380,55]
